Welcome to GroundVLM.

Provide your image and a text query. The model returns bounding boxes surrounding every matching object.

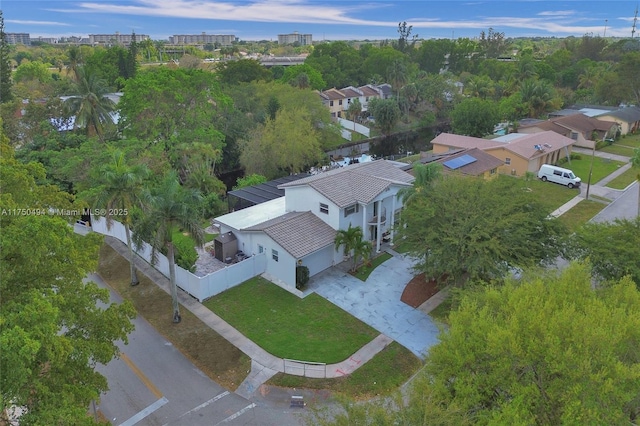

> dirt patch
[401,273,441,308]
[97,243,251,391]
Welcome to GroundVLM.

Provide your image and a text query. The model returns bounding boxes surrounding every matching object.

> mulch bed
[401,273,441,308]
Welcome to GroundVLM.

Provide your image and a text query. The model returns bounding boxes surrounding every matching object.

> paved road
[590,181,639,223]
[91,273,305,426]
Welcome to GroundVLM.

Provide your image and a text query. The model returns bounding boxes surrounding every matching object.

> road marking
[164,391,230,425]
[118,397,168,426]
[120,352,163,399]
[214,403,257,425]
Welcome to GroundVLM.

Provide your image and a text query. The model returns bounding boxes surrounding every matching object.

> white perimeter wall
[92,216,266,302]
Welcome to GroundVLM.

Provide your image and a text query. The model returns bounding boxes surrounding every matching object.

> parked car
[537,164,581,189]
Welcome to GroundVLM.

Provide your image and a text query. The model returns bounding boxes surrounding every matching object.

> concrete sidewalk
[100,235,400,396]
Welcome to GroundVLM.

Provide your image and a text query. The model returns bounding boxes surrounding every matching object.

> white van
[537,164,581,189]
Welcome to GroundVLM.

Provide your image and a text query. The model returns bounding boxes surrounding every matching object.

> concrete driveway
[307,253,440,359]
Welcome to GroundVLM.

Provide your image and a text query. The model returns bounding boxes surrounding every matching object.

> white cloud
[7,19,71,27]
[537,10,576,17]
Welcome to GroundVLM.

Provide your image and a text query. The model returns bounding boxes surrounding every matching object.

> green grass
[561,156,625,185]
[204,277,378,364]
[606,168,639,190]
[525,178,579,212]
[392,240,412,254]
[351,252,392,281]
[616,133,640,148]
[557,200,607,233]
[428,295,453,325]
[598,144,637,156]
[266,342,422,400]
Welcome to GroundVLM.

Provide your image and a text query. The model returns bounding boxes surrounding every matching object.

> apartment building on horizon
[88,32,150,45]
[168,33,236,46]
[278,32,312,45]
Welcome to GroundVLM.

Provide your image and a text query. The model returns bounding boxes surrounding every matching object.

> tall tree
[617,52,640,104]
[424,261,640,424]
[398,162,442,205]
[87,150,150,286]
[395,21,418,54]
[0,132,135,423]
[368,97,401,137]
[64,67,116,139]
[0,11,13,103]
[240,107,324,179]
[569,217,640,286]
[398,175,567,285]
[450,97,499,137]
[346,97,362,128]
[386,59,408,95]
[334,224,371,273]
[133,173,205,323]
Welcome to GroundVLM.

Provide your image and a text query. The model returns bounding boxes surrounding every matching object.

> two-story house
[214,160,414,289]
[318,84,393,118]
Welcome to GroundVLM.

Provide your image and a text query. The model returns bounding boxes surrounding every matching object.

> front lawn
[557,200,607,233]
[525,178,579,212]
[561,156,625,185]
[599,144,636,156]
[616,133,640,148]
[266,342,422,400]
[204,277,378,364]
[606,168,639,190]
[352,252,392,281]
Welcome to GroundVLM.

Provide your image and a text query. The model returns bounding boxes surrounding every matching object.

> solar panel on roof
[443,154,478,170]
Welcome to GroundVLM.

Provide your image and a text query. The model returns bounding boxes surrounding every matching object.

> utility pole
[604,19,608,37]
[633,5,638,38]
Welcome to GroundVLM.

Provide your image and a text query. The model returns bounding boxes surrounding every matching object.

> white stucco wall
[301,245,337,278]
[284,186,340,229]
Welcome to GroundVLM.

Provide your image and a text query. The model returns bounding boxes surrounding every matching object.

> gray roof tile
[244,211,336,258]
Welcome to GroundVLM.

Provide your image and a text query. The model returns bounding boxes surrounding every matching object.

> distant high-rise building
[169,33,236,46]
[278,32,312,45]
[6,33,31,45]
[89,32,150,46]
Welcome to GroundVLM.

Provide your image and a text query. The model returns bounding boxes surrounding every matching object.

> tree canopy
[424,262,640,424]
[398,175,567,284]
[0,131,136,423]
[450,97,499,137]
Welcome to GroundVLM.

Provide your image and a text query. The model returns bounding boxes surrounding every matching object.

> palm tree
[347,98,362,130]
[520,79,556,117]
[66,45,82,81]
[91,150,150,286]
[387,59,408,95]
[335,224,371,273]
[398,162,442,205]
[134,173,205,323]
[632,148,640,216]
[65,67,116,140]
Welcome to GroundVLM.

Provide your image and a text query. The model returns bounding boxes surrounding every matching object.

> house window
[338,100,343,105]
[330,100,334,107]
[490,168,497,175]
[344,204,359,217]
[571,132,579,140]
[272,249,278,262]
[505,157,511,165]
[258,244,264,254]
[320,203,329,214]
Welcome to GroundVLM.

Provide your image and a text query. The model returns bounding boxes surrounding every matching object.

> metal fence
[283,359,327,378]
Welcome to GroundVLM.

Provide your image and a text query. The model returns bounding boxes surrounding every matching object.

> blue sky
[3,1,639,41]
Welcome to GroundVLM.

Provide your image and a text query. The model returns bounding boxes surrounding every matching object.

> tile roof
[437,148,503,175]
[551,113,617,132]
[358,85,380,97]
[432,131,576,160]
[279,160,414,208]
[340,86,363,98]
[320,88,346,101]
[596,106,640,123]
[244,211,337,258]
[520,120,572,135]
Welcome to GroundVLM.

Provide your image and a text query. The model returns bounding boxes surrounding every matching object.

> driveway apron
[308,254,440,359]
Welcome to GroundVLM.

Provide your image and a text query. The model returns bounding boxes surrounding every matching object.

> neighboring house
[318,84,392,118]
[594,106,640,136]
[518,113,617,149]
[431,131,575,176]
[214,160,414,290]
[416,148,503,180]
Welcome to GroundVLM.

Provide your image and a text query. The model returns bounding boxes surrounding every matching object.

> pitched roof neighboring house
[244,211,337,258]
[279,160,414,208]
[432,148,504,176]
[432,131,575,161]
[227,173,310,211]
[340,86,363,98]
[597,106,640,123]
[320,88,346,101]
[358,85,380,97]
[519,113,617,141]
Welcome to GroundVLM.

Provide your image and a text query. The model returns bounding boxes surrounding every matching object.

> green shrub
[296,265,310,290]
[172,233,198,272]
